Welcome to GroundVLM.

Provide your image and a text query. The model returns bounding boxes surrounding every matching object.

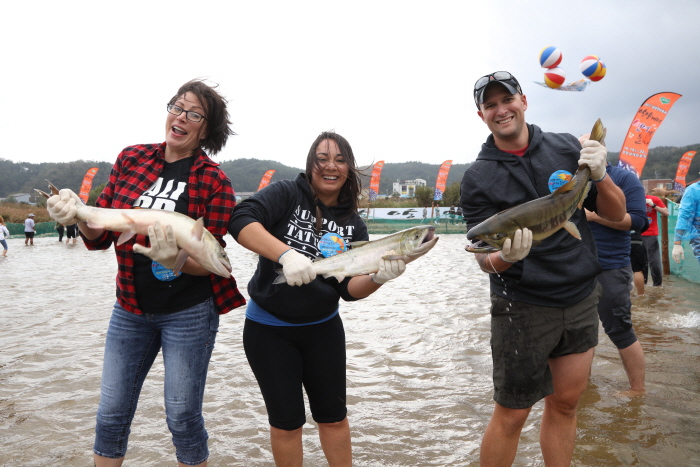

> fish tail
[34,189,51,199]
[272,269,286,284]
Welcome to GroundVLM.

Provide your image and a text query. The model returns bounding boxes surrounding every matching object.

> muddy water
[1,234,699,466]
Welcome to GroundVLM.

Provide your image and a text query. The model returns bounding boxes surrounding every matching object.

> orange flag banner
[257,170,276,191]
[674,150,697,194]
[369,161,385,201]
[78,167,99,203]
[433,160,453,200]
[617,92,682,177]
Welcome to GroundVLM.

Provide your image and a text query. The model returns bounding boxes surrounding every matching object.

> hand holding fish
[372,250,406,285]
[579,140,608,182]
[278,249,317,286]
[133,222,183,271]
[499,228,532,263]
[47,188,83,225]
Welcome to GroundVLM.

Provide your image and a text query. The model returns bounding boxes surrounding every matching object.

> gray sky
[2,1,698,171]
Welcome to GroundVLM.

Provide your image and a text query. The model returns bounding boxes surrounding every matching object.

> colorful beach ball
[539,46,563,68]
[544,67,566,88]
[590,61,607,82]
[580,55,602,78]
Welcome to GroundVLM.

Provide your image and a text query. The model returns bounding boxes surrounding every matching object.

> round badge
[318,232,347,258]
[548,170,573,193]
[152,261,181,281]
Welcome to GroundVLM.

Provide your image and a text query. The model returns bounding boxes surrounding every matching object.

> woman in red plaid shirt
[47,80,245,467]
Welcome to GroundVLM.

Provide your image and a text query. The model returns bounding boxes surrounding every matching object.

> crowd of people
[37,75,691,466]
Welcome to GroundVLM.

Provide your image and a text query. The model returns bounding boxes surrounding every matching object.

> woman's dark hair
[305,131,364,231]
[168,79,234,155]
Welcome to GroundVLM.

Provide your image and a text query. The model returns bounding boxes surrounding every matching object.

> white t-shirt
[0,225,9,239]
[24,218,35,232]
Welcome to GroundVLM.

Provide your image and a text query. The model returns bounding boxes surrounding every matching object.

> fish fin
[563,221,582,240]
[577,182,593,209]
[116,230,136,245]
[193,218,205,241]
[322,274,346,283]
[272,269,286,284]
[347,241,370,248]
[171,250,189,275]
[34,188,51,199]
[46,180,60,196]
[552,178,577,195]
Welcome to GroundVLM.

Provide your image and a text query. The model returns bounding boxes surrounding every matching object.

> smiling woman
[43,78,245,467]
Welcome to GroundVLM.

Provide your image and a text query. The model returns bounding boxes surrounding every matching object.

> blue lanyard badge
[152,261,181,281]
[318,232,347,258]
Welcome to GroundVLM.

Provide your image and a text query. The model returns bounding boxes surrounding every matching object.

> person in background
[460,70,625,466]
[46,79,245,467]
[55,222,65,242]
[24,213,35,246]
[65,223,78,244]
[228,131,409,467]
[673,180,700,265]
[434,203,440,225]
[422,205,428,224]
[630,228,648,295]
[586,161,648,393]
[641,192,669,286]
[0,216,9,256]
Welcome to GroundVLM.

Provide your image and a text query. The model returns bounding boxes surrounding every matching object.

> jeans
[93,298,219,465]
[642,236,663,286]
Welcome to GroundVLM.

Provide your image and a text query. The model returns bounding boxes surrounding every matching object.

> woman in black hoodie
[229,131,406,466]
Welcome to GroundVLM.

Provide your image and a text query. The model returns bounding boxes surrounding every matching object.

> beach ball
[544,67,566,88]
[590,61,606,82]
[580,55,601,78]
[539,46,563,68]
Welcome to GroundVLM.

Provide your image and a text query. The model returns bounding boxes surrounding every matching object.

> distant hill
[3,142,700,199]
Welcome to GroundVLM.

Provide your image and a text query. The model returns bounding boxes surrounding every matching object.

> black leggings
[243,314,347,430]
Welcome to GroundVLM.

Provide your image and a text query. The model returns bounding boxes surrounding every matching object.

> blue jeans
[93,298,219,465]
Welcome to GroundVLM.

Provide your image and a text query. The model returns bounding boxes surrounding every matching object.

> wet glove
[279,249,316,286]
[579,140,608,182]
[372,250,406,285]
[133,222,183,271]
[46,188,83,225]
[500,228,532,263]
[672,244,684,264]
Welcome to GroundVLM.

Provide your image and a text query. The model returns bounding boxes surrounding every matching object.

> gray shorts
[489,283,601,409]
[596,266,637,349]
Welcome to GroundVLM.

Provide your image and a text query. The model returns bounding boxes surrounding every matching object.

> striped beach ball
[590,61,607,82]
[544,67,566,88]
[539,46,563,68]
[580,55,601,78]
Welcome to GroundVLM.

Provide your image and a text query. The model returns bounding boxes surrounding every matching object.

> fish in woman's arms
[35,181,232,277]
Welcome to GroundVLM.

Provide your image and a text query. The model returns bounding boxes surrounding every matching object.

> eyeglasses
[166,103,207,123]
[473,71,522,105]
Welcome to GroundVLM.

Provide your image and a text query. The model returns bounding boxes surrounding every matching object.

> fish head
[200,232,233,278]
[397,225,439,259]
[465,216,520,253]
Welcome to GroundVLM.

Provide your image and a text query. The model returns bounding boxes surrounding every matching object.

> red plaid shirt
[82,143,246,315]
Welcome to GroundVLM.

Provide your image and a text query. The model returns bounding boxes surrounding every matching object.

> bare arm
[236,221,293,262]
[585,209,632,230]
[593,176,626,222]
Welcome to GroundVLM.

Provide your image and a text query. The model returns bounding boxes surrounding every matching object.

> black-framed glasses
[166,103,207,123]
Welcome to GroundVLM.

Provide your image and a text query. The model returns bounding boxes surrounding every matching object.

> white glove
[579,140,608,182]
[133,222,182,270]
[373,250,407,285]
[279,249,316,286]
[646,198,655,207]
[500,228,533,263]
[672,244,684,264]
[46,188,83,225]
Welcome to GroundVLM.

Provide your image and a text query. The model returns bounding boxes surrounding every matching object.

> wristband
[591,172,607,183]
[278,249,292,262]
[370,274,384,285]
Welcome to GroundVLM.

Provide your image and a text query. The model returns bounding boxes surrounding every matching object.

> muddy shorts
[24,232,34,239]
[489,282,601,409]
[630,242,647,273]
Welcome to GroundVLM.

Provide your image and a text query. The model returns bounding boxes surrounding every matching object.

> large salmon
[274,225,438,284]
[36,181,232,277]
[464,119,606,253]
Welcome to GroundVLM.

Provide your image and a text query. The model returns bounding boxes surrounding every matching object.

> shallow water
[1,235,699,466]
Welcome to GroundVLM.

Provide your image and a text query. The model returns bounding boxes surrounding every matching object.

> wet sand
[1,234,699,466]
